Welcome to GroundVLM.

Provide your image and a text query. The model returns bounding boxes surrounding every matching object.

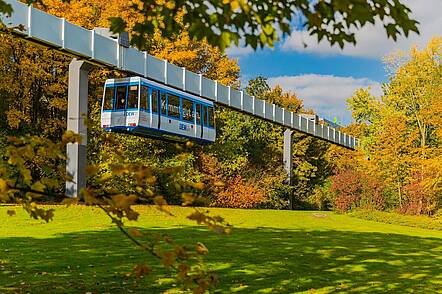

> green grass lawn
[1,205,442,293]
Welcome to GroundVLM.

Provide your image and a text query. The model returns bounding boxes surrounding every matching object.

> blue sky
[227,0,441,125]
[236,49,386,82]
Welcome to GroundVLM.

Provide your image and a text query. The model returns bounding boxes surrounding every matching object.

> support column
[283,129,294,210]
[66,59,93,198]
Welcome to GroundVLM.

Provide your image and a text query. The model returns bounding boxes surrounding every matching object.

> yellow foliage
[111,194,137,209]
[61,197,79,207]
[149,29,240,87]
[191,182,205,190]
[0,178,8,194]
[195,242,209,255]
[346,36,442,214]
[30,181,46,193]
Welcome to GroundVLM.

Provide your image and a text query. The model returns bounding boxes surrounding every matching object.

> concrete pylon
[66,59,93,198]
[283,129,294,210]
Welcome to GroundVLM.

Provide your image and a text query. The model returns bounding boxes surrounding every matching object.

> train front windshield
[102,84,140,111]
[103,86,114,110]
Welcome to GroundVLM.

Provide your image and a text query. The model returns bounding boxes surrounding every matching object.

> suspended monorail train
[101,77,216,143]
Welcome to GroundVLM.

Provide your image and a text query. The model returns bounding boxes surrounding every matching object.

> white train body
[101,77,216,143]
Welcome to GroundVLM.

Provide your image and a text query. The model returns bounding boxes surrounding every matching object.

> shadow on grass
[1,226,441,293]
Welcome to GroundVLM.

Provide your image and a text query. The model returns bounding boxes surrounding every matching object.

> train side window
[161,92,167,115]
[115,85,127,110]
[127,85,139,109]
[208,106,215,128]
[168,94,180,118]
[140,86,149,110]
[195,104,201,124]
[182,98,194,122]
[103,86,114,110]
[152,89,158,113]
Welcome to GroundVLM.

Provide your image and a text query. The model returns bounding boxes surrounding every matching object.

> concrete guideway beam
[66,59,93,198]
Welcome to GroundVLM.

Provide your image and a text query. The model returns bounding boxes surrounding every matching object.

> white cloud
[225,45,254,57]
[267,74,382,124]
[281,0,442,58]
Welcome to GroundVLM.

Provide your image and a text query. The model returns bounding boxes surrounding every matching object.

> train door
[201,105,207,139]
[207,105,215,142]
[193,103,198,138]
[195,103,202,139]
[181,97,194,138]
[150,88,159,129]
[113,84,127,126]
[159,92,167,130]
[126,84,139,127]
[139,85,150,128]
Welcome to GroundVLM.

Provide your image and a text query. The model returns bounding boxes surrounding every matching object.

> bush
[399,173,440,216]
[211,176,265,208]
[201,153,288,209]
[308,180,334,211]
[330,169,385,213]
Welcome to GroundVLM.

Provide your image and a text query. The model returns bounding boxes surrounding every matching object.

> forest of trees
[0,0,440,217]
[0,0,440,292]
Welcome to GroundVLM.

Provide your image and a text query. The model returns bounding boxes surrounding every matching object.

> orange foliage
[331,169,385,213]
[264,85,303,113]
[199,153,267,209]
[399,171,439,216]
[42,0,143,30]
[211,176,265,209]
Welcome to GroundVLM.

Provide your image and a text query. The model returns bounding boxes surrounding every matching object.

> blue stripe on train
[104,125,214,143]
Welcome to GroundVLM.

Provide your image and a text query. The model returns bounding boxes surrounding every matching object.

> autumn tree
[345,37,442,214]
[0,36,68,138]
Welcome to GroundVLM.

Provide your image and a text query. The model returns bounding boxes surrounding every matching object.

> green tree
[208,76,334,209]
[108,0,420,51]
